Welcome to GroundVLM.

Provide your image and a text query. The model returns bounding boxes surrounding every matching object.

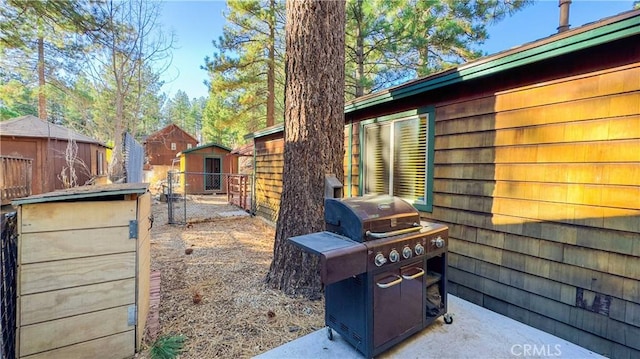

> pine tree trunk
[266,0,276,127]
[37,36,47,120]
[354,0,365,97]
[265,0,346,298]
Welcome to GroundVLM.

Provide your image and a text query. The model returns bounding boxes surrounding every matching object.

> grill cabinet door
[372,262,425,348]
[398,264,425,334]
[373,271,402,347]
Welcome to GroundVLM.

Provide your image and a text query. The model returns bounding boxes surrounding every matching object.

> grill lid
[324,195,421,242]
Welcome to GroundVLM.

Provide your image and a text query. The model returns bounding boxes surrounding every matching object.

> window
[362,109,433,211]
[171,142,176,150]
[97,151,104,176]
[187,143,193,149]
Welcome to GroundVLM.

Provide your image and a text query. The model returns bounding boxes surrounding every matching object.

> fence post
[167,171,173,224]
[1,212,18,359]
[182,172,186,225]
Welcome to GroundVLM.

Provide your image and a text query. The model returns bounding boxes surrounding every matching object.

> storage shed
[178,143,238,194]
[0,115,109,203]
[246,9,640,357]
[12,183,151,359]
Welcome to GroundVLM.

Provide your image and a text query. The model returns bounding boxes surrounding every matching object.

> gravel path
[137,198,324,358]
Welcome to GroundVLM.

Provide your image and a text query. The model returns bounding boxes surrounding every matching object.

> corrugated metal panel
[123,133,144,184]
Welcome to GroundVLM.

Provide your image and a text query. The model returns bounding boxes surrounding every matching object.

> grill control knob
[374,253,387,267]
[432,236,445,248]
[414,244,425,256]
[402,246,413,259]
[389,250,400,263]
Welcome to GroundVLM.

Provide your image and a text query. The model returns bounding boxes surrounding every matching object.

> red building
[143,124,198,167]
[0,115,108,204]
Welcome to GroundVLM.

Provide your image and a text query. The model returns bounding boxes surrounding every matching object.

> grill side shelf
[288,231,360,255]
[288,231,368,285]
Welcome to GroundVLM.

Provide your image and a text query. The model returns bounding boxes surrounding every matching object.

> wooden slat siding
[136,193,151,350]
[21,331,135,359]
[19,305,133,356]
[436,115,640,150]
[435,193,640,231]
[435,178,640,202]
[435,63,640,134]
[20,200,136,233]
[435,140,640,164]
[20,252,136,295]
[452,263,640,353]
[254,137,284,221]
[20,227,132,264]
[426,62,640,357]
[20,279,135,325]
[436,163,640,186]
[426,203,640,256]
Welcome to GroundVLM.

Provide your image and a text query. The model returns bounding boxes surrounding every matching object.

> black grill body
[289,195,449,359]
[325,229,448,358]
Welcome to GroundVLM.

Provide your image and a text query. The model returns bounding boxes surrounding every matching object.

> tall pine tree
[265,0,346,298]
[203,0,285,131]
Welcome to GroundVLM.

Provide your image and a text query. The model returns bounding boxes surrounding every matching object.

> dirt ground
[139,198,324,358]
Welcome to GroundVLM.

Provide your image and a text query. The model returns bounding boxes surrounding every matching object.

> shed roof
[0,115,107,146]
[246,8,640,140]
[180,142,232,154]
[144,124,198,143]
[230,142,254,156]
[12,183,149,205]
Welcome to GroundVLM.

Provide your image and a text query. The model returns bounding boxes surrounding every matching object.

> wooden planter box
[12,183,151,359]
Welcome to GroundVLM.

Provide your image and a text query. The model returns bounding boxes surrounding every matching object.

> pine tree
[265,0,346,298]
[0,0,104,120]
[203,0,285,131]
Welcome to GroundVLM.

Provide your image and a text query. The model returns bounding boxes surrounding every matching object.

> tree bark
[37,36,47,120]
[265,0,346,299]
[266,0,276,127]
[354,0,365,97]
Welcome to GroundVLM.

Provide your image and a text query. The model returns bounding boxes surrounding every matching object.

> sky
[158,0,637,100]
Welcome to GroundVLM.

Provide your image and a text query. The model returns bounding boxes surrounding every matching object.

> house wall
[182,146,236,194]
[145,127,198,166]
[0,137,106,196]
[250,33,640,357]
[0,137,43,194]
[345,35,639,356]
[254,133,284,221]
[418,62,640,357]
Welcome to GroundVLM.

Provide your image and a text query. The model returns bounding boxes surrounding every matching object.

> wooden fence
[0,157,32,206]
[227,174,251,211]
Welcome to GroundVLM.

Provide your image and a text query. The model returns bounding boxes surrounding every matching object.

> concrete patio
[256,294,605,359]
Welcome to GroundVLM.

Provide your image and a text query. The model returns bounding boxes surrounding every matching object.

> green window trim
[358,107,435,212]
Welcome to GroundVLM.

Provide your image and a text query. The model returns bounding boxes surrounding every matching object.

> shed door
[205,157,222,191]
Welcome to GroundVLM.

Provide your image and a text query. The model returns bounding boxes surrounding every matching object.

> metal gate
[167,170,186,225]
[166,171,252,225]
[1,212,17,359]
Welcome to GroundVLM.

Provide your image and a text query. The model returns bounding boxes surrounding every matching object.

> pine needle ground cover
[138,201,324,358]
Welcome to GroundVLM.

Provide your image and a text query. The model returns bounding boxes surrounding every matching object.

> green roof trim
[12,183,149,205]
[181,142,232,154]
[344,10,640,113]
[244,124,284,140]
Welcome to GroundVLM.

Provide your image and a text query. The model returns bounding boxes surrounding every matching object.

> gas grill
[289,195,451,358]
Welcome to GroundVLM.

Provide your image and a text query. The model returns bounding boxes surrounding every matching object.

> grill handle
[401,268,425,280]
[376,275,403,289]
[366,223,422,239]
